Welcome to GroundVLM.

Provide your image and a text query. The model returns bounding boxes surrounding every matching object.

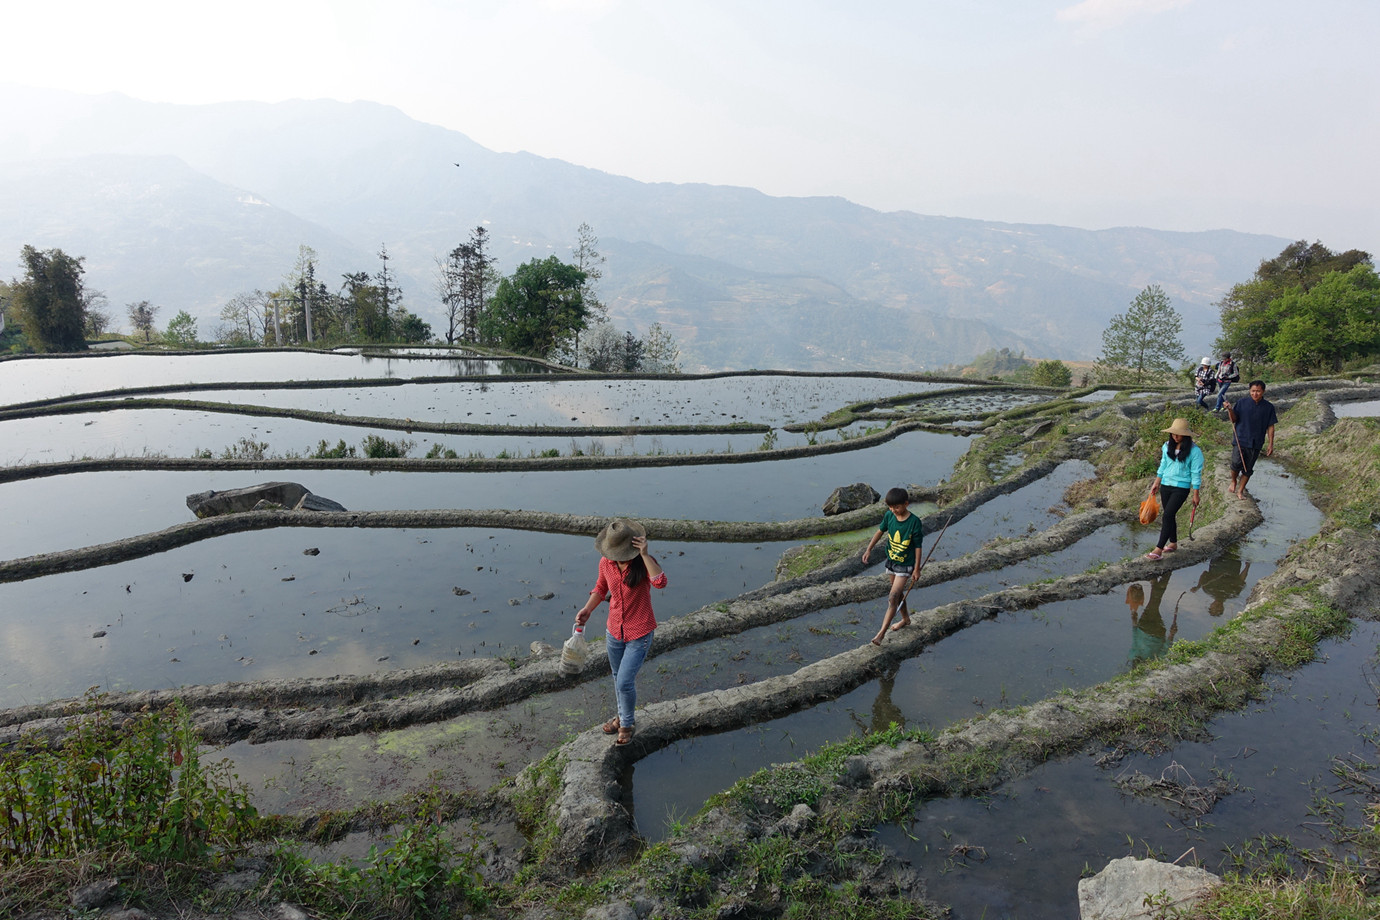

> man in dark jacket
[1226,379,1277,499]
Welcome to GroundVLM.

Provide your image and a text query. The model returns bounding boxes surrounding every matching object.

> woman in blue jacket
[1145,418,1203,560]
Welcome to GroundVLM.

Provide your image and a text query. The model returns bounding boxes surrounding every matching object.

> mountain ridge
[0,86,1287,370]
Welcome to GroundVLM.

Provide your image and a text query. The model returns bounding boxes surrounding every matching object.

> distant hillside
[0,86,1288,371]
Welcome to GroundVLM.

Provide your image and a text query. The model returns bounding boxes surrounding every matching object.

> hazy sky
[2,0,1377,252]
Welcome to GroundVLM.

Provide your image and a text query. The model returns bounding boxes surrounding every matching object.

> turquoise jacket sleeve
[1188,445,1204,489]
[1154,442,1172,481]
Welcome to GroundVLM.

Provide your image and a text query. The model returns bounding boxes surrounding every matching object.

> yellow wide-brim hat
[1161,418,1195,437]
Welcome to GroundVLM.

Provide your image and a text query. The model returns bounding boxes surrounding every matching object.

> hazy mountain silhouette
[0,86,1286,370]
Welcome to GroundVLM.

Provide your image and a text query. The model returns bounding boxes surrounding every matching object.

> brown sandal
[601,716,620,734]
[615,725,635,745]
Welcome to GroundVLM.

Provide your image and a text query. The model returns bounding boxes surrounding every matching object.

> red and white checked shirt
[591,556,667,642]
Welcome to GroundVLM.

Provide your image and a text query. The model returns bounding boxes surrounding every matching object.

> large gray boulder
[186,482,346,518]
[1078,857,1221,919]
[822,483,880,516]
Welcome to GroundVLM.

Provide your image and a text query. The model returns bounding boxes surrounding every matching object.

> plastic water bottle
[560,624,588,674]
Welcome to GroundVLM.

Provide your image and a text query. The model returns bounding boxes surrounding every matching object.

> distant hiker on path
[863,487,923,646]
[1213,352,1240,412]
[1144,417,1203,561]
[575,519,666,746]
[1193,357,1215,409]
[1226,380,1277,500]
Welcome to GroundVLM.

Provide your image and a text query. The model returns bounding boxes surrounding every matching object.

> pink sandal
[1145,551,1163,561]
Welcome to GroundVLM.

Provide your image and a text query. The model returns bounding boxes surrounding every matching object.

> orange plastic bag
[1138,494,1160,525]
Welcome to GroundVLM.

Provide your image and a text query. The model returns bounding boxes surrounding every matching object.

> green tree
[164,310,199,348]
[438,226,495,345]
[376,244,400,339]
[82,289,112,338]
[284,245,334,344]
[9,246,89,352]
[620,330,645,372]
[338,272,383,341]
[643,322,682,373]
[392,307,433,344]
[127,299,161,344]
[580,320,623,372]
[1264,264,1380,373]
[218,290,270,345]
[565,223,608,365]
[1095,284,1184,385]
[478,256,587,359]
[1216,240,1372,362]
[1030,359,1072,387]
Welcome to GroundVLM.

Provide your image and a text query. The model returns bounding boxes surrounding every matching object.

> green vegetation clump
[266,822,489,918]
[423,442,459,459]
[311,438,357,459]
[220,437,270,460]
[1030,359,1073,387]
[361,434,415,458]
[0,702,258,866]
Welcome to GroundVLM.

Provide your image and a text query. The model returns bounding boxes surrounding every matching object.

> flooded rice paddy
[0,349,553,405]
[1,349,1369,919]
[1332,398,1380,418]
[0,428,970,560]
[139,375,957,428]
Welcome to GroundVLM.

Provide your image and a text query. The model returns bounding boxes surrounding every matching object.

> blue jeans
[1214,381,1231,410]
[606,630,653,728]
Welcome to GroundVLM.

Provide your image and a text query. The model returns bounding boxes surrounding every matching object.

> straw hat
[1162,418,1195,437]
[594,518,646,561]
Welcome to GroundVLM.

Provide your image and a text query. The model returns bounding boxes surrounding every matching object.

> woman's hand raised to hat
[634,535,665,579]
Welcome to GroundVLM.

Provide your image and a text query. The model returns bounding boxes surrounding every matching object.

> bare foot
[889,616,911,632]
[1238,491,1249,500]
[870,636,883,647]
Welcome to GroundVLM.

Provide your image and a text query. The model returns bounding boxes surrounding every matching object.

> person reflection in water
[866,663,905,735]
[1192,550,1252,618]
[1125,574,1178,667]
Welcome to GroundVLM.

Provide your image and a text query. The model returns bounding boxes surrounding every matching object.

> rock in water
[822,483,880,516]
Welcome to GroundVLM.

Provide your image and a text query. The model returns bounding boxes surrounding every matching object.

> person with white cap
[1193,357,1215,409]
[575,518,667,746]
[1145,418,1204,561]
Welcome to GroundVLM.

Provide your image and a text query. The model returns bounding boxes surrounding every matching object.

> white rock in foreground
[1078,856,1222,920]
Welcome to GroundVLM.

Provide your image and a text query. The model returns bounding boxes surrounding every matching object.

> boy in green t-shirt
[862,487,924,646]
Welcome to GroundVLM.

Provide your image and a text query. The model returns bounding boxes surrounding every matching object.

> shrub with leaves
[0,701,258,864]
[270,822,488,918]
[361,434,414,458]
[311,438,357,459]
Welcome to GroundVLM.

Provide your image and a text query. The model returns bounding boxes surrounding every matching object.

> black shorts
[1231,444,1261,475]
[884,559,914,577]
